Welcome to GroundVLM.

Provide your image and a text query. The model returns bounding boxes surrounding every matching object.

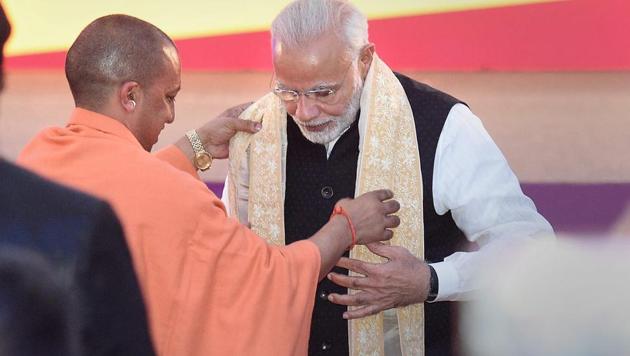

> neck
[80,102,131,125]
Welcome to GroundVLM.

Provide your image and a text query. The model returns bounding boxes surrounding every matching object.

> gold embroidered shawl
[227,54,425,356]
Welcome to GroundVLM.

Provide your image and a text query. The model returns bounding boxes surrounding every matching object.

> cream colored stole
[228,54,425,356]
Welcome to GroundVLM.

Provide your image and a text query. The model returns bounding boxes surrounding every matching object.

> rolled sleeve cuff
[429,261,460,302]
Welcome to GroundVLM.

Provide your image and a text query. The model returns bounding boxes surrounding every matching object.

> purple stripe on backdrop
[206,182,224,198]
[206,182,630,235]
[521,183,630,234]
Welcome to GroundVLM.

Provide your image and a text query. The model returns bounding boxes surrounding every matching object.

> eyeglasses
[272,61,355,105]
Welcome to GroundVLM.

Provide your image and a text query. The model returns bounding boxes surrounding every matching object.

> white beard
[291,71,363,145]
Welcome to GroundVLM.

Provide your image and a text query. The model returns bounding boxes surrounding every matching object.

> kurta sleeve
[431,104,554,301]
[164,188,321,356]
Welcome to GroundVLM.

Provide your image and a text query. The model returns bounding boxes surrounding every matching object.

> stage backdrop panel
[4,0,629,71]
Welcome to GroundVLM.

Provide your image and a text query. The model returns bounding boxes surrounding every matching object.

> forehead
[154,46,181,89]
[273,34,353,88]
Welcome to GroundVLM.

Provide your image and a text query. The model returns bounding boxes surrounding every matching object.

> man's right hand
[336,189,400,246]
[308,189,400,280]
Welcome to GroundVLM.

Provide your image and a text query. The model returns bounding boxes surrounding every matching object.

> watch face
[195,152,212,170]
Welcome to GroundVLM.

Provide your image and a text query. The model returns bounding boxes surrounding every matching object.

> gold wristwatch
[185,129,213,171]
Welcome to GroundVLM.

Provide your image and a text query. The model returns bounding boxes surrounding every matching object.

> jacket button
[318,290,328,301]
[321,342,332,351]
[321,186,334,199]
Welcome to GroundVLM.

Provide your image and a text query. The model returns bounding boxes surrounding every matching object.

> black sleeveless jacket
[284,73,465,356]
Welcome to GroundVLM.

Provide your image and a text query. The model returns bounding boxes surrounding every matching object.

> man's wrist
[174,135,215,171]
[330,205,356,250]
[185,130,213,171]
[329,215,354,251]
[174,137,196,167]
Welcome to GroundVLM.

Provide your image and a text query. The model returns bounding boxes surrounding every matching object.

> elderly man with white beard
[223,0,554,355]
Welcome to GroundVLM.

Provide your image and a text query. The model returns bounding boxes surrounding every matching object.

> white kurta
[222,102,554,301]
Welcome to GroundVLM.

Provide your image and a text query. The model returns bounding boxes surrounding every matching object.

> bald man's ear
[358,43,375,80]
[120,81,140,112]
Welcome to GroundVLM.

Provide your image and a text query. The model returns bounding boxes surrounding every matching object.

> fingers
[226,102,254,117]
[328,292,389,319]
[228,118,262,134]
[384,215,400,229]
[382,229,394,241]
[327,272,368,290]
[373,189,393,201]
[336,257,370,275]
[327,291,369,307]
[343,304,385,320]
[366,242,398,259]
[222,102,261,134]
[383,199,400,215]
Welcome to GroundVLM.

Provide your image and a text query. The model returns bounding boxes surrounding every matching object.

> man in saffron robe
[18,14,400,356]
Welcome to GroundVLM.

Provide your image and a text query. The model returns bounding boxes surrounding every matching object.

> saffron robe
[18,108,320,356]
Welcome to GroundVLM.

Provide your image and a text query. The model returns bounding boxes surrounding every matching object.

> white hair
[271,0,368,57]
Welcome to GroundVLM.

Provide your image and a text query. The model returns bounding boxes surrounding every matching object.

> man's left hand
[327,242,431,319]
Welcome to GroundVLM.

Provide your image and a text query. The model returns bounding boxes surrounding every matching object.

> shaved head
[65,14,176,110]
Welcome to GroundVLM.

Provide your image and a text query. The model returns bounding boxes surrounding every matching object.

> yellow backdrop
[3,0,554,56]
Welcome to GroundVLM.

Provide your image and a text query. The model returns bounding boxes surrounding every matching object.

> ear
[358,43,375,79]
[119,81,140,113]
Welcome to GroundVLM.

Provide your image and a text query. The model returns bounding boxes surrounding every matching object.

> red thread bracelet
[330,205,356,250]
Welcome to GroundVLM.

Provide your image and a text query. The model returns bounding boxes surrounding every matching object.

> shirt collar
[67,107,143,149]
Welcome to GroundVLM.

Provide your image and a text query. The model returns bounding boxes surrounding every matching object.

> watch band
[185,129,206,155]
[185,129,212,171]
[426,265,439,302]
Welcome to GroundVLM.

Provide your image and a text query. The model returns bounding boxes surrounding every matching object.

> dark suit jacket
[0,3,11,90]
[0,159,155,355]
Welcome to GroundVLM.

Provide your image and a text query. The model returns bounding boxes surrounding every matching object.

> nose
[293,95,320,122]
